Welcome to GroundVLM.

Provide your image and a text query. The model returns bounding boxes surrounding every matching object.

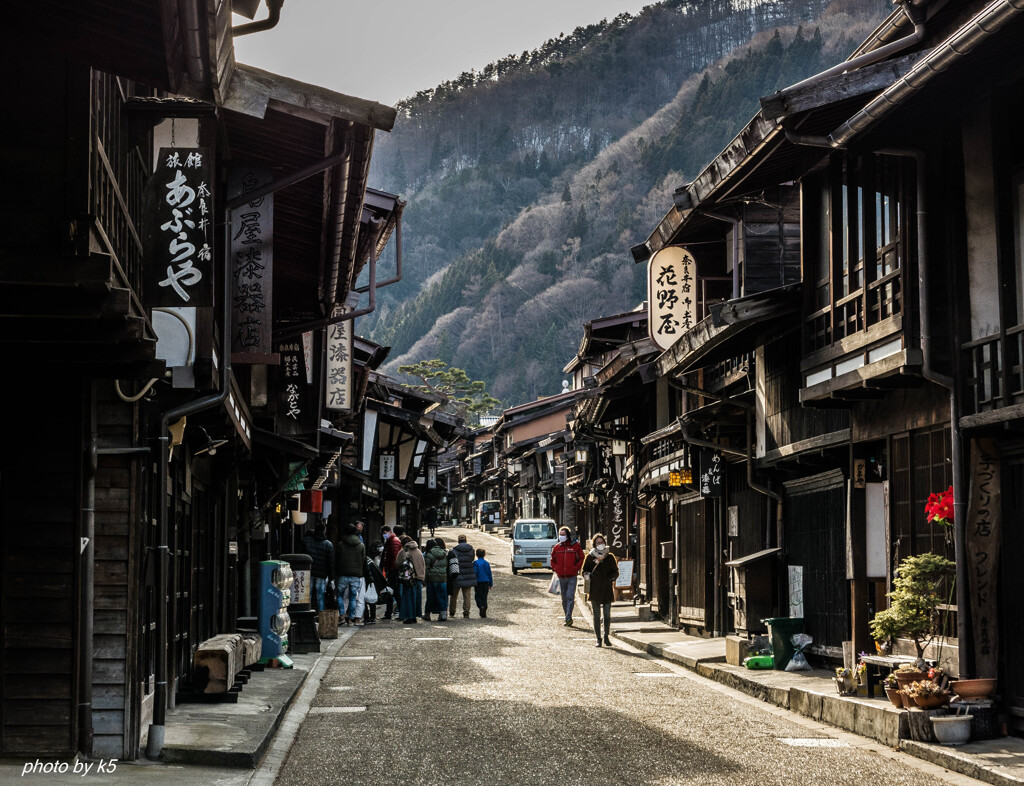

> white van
[510,518,558,574]
[477,500,501,530]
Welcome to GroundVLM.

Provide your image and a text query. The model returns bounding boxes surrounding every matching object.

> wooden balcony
[960,325,1024,428]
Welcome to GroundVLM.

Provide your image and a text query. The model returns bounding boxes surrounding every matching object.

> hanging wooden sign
[607,484,629,557]
[143,147,214,307]
[228,165,274,357]
[966,438,1000,679]
[277,340,309,436]
[648,246,697,350]
[325,305,353,411]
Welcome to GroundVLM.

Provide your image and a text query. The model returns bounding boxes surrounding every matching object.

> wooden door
[1001,456,1024,732]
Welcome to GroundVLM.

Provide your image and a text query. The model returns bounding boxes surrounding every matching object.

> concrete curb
[612,627,1024,784]
[899,740,1024,786]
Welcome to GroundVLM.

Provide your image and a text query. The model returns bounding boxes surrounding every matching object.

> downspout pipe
[354,212,402,293]
[232,0,285,37]
[700,211,741,299]
[274,217,382,341]
[146,211,233,761]
[783,1,924,94]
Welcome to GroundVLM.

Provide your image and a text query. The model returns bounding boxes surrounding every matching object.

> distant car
[477,500,501,530]
[510,518,558,574]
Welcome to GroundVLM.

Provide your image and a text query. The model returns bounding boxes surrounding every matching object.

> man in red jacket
[550,526,584,626]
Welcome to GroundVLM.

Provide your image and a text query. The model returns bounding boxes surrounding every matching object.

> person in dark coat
[303,523,334,611]
[335,523,365,626]
[581,533,619,647]
[448,534,477,618]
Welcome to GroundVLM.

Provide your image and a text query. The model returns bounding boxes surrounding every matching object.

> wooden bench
[193,633,245,694]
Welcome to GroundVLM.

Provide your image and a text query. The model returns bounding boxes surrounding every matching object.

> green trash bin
[762,617,804,670]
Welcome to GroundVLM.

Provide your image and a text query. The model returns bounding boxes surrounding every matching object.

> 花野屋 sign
[143,148,213,307]
[648,246,697,350]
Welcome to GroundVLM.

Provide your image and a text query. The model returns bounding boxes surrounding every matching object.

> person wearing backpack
[398,538,425,624]
[423,537,449,622]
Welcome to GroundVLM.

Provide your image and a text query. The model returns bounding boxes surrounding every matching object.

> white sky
[233,0,655,106]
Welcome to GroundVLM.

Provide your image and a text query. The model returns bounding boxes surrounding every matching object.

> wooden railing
[806,268,903,353]
[704,352,750,391]
[963,324,1024,414]
[91,71,148,299]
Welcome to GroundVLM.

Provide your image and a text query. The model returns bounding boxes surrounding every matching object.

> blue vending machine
[258,560,294,667]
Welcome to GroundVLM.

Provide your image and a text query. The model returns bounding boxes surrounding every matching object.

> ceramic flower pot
[895,670,926,687]
[931,715,973,746]
[914,692,949,709]
[900,691,916,709]
[951,678,996,700]
[885,687,903,707]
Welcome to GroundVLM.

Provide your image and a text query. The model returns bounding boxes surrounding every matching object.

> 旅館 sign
[143,148,213,307]
[648,246,697,351]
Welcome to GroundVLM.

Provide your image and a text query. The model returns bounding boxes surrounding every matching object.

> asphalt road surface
[276,526,977,786]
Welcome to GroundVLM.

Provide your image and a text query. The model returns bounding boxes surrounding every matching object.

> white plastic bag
[364,583,378,605]
[548,574,560,594]
[785,633,813,671]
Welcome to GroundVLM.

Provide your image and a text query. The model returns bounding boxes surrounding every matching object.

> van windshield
[480,502,500,514]
[514,521,556,540]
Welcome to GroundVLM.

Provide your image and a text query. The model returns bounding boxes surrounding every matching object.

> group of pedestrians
[550,527,619,647]
[306,522,493,626]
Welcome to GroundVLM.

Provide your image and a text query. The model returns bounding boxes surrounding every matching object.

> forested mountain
[365,0,890,407]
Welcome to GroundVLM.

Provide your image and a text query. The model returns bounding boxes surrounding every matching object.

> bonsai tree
[869,552,955,660]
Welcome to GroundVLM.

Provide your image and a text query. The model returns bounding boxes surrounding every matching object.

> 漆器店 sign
[648,246,697,350]
[325,305,353,411]
[229,166,273,356]
[143,148,213,307]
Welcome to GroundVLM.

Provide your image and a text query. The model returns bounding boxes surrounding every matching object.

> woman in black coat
[581,533,618,647]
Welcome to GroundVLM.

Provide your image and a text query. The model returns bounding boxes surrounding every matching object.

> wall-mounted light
[193,426,229,456]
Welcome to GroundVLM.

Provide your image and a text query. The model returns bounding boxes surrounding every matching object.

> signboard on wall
[379,453,396,481]
[788,565,804,618]
[648,246,697,350]
[143,147,213,307]
[228,166,273,357]
[325,306,353,411]
[700,451,724,498]
[607,484,629,557]
[966,438,1000,679]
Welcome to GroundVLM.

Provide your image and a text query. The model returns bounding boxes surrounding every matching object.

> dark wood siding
[764,331,849,454]
[1,379,82,755]
[784,470,848,652]
[93,389,141,759]
[742,188,801,295]
[675,496,708,624]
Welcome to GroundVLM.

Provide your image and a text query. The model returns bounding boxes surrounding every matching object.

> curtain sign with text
[648,246,697,350]
[143,148,213,307]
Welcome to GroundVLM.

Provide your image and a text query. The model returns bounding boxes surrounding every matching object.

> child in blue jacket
[473,548,493,618]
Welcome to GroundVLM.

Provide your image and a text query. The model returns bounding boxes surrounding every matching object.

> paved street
[276,527,976,786]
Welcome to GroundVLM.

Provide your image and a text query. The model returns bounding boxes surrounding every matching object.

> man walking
[448,533,477,618]
[550,526,583,625]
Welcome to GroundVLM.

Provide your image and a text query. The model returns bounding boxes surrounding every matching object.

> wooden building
[0,1,402,760]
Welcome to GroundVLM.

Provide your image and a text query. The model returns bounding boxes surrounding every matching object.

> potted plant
[906,679,950,709]
[883,673,902,707]
[869,551,955,662]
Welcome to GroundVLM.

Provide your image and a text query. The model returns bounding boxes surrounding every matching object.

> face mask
[595,542,607,551]
[558,535,567,542]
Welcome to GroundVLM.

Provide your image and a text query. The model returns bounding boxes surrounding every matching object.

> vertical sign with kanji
[325,306,353,411]
[143,148,213,307]
[700,450,724,498]
[277,342,309,436]
[966,438,1000,679]
[607,484,629,557]
[228,166,273,356]
[648,246,698,350]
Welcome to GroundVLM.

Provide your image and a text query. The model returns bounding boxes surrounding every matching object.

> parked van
[510,518,558,574]
[477,500,501,530]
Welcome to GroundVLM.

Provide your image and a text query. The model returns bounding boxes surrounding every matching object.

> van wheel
[511,564,518,575]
